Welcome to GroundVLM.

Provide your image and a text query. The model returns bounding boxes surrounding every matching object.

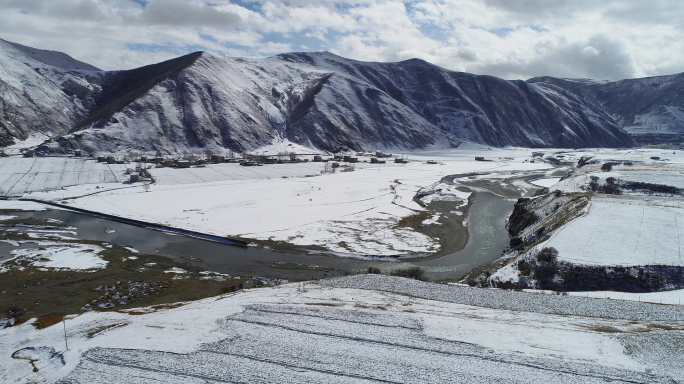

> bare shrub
[390,267,428,281]
[536,247,558,264]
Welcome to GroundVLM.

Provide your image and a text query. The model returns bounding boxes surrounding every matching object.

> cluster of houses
[126,166,152,182]
[24,149,89,158]
[20,147,416,173]
[239,154,304,166]
[312,152,396,165]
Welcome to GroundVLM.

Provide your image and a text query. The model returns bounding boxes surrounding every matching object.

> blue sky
[1,0,683,80]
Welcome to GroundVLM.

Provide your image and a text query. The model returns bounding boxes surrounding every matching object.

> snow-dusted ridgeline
[0,39,648,155]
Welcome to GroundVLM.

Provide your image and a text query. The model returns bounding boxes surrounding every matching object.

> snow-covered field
[2,275,683,383]
[481,148,684,292]
[539,196,684,267]
[0,157,127,197]
[552,148,684,193]
[5,149,550,256]
[499,149,684,268]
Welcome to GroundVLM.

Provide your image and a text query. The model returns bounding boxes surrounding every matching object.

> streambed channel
[0,183,527,281]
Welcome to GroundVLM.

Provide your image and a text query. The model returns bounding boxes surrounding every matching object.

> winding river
[0,191,516,281]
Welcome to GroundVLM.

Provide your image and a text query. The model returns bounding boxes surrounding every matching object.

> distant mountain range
[1,38,682,154]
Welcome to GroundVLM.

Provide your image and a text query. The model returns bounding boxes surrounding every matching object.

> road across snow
[320,275,684,321]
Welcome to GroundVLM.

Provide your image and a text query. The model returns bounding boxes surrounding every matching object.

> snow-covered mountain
[0,40,651,154]
[277,52,633,148]
[3,39,100,71]
[0,39,100,147]
[47,51,459,154]
[528,74,684,140]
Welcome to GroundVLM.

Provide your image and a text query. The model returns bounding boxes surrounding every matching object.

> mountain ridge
[1,39,100,71]
[4,40,682,154]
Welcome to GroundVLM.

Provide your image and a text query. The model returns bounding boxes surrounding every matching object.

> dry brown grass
[397,212,430,227]
[34,315,63,330]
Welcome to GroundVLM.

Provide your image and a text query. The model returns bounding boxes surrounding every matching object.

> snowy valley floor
[2,275,684,384]
[3,148,553,257]
[2,147,684,382]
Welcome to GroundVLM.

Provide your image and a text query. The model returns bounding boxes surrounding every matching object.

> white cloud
[0,0,682,80]
[581,46,600,58]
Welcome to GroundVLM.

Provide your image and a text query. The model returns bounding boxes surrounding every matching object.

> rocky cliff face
[0,41,653,154]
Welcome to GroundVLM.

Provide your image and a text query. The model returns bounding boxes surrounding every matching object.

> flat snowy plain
[3,148,552,256]
[542,196,684,266]
[3,275,684,384]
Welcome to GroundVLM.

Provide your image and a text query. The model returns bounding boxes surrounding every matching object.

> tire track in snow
[222,317,650,383]
[199,351,399,384]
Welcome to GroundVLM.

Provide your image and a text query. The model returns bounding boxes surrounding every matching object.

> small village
[16,147,438,183]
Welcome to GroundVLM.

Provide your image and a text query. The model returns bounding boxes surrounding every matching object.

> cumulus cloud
[0,0,682,80]
[139,0,242,28]
[467,34,640,80]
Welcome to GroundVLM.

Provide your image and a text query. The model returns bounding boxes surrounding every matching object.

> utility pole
[63,320,69,351]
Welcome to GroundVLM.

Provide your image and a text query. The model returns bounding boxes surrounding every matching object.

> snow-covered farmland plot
[0,157,127,197]
[536,196,684,267]
[151,161,375,185]
[551,149,684,194]
[4,277,683,383]
[600,163,684,190]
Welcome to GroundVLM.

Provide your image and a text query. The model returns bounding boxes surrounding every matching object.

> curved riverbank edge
[405,172,544,263]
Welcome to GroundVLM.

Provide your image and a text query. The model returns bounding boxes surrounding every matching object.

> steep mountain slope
[54,52,457,153]
[528,74,684,138]
[2,39,100,71]
[0,39,97,147]
[0,41,651,153]
[52,53,320,153]
[279,53,633,148]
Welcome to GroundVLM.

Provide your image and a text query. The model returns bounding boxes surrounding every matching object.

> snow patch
[6,244,107,271]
